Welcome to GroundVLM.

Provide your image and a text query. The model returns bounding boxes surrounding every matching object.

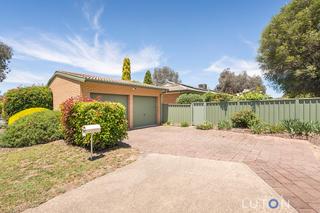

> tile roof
[162,81,208,93]
[48,71,168,90]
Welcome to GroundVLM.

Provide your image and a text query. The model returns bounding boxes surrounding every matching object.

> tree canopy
[143,70,153,84]
[121,57,131,80]
[215,69,266,94]
[257,0,320,97]
[0,41,13,82]
[153,66,181,85]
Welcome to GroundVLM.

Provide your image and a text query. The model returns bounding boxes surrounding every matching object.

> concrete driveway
[126,126,320,212]
[25,153,294,213]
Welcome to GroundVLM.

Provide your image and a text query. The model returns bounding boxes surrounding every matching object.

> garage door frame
[133,95,157,129]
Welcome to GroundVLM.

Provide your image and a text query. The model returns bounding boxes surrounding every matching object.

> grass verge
[0,140,139,213]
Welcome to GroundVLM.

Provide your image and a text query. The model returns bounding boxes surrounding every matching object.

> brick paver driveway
[126,126,320,212]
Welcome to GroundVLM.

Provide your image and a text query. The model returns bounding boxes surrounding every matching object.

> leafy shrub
[0,110,63,147]
[282,119,313,136]
[196,121,213,130]
[311,121,320,134]
[238,91,270,101]
[180,121,189,127]
[231,109,259,128]
[8,107,48,125]
[250,122,266,134]
[176,93,203,104]
[3,86,53,119]
[217,120,232,130]
[61,99,128,150]
[202,92,235,102]
[265,123,285,134]
[250,122,285,134]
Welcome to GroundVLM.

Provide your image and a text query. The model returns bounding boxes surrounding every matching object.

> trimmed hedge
[176,93,203,104]
[3,86,53,119]
[8,107,48,125]
[61,98,128,150]
[0,110,63,147]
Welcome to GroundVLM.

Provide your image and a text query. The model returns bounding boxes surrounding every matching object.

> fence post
[295,99,299,120]
[190,103,193,126]
[204,102,207,122]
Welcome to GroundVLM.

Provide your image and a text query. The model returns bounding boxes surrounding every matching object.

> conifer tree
[143,70,153,84]
[121,57,131,80]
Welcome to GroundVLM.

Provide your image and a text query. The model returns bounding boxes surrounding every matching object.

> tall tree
[0,41,13,82]
[153,66,181,85]
[257,0,320,97]
[121,57,131,80]
[143,70,153,84]
[215,69,266,94]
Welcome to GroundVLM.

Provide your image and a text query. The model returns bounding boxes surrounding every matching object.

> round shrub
[0,110,63,148]
[8,107,49,125]
[3,86,53,119]
[176,93,203,104]
[231,109,259,128]
[62,100,128,150]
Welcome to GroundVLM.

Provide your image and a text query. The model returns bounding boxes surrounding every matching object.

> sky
[0,0,288,97]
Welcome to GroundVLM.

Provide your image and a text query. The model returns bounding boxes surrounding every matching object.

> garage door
[133,96,157,128]
[90,93,128,117]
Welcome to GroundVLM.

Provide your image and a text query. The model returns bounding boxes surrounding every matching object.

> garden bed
[0,140,139,213]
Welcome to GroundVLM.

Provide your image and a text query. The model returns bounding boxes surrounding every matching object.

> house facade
[48,71,167,129]
[48,71,208,128]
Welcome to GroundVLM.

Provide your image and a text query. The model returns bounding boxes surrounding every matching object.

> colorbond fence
[162,98,320,125]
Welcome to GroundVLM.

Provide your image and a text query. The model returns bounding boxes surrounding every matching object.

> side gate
[192,102,206,125]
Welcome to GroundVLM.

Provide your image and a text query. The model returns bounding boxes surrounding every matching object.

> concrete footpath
[25,153,295,213]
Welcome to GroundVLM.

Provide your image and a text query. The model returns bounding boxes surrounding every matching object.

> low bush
[196,121,213,130]
[163,121,173,126]
[250,122,285,134]
[8,107,48,125]
[176,93,203,104]
[0,110,63,147]
[249,122,267,134]
[217,120,232,130]
[266,123,286,134]
[3,86,53,119]
[61,99,128,150]
[180,121,189,127]
[231,109,259,128]
[202,92,235,102]
[282,119,314,136]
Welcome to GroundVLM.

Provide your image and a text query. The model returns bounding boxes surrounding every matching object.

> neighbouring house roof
[48,71,168,91]
[162,81,209,93]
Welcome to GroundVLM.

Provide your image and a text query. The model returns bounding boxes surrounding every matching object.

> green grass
[0,141,138,213]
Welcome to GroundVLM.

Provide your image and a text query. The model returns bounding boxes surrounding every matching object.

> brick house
[48,71,208,128]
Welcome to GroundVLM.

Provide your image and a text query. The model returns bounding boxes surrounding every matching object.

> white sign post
[82,124,101,160]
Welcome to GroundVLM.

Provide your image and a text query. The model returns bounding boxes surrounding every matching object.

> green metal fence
[162,98,320,125]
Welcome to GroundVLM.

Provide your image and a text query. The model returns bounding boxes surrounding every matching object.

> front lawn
[0,140,139,213]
